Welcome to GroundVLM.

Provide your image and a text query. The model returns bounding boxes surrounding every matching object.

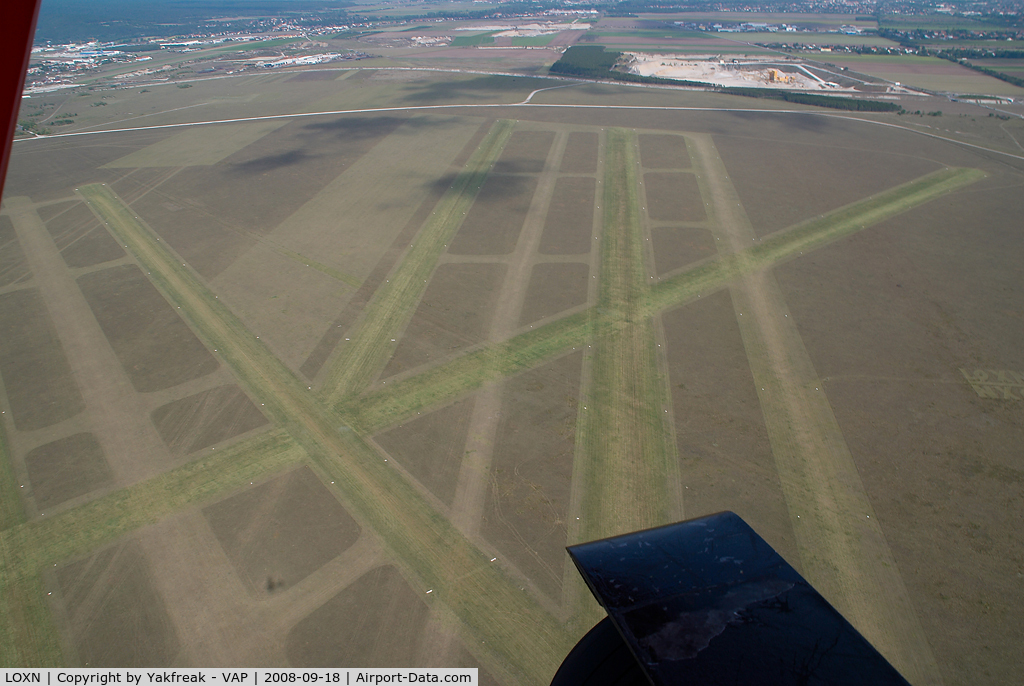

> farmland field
[2,66,1023,686]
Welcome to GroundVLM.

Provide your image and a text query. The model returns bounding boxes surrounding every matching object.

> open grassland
[102,121,287,168]
[74,182,575,683]
[320,119,515,403]
[821,54,1024,95]
[0,414,25,531]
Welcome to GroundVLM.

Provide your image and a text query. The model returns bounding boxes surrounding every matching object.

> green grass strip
[79,182,572,683]
[0,428,301,666]
[0,571,63,666]
[0,414,26,531]
[748,166,988,268]
[321,119,516,404]
[350,166,986,438]
[0,429,302,574]
[345,310,593,432]
[649,166,986,314]
[576,128,675,541]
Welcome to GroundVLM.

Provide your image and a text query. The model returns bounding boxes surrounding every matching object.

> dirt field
[483,351,582,600]
[538,176,596,255]
[104,122,287,168]
[493,131,555,174]
[0,215,31,287]
[285,565,429,667]
[382,263,507,377]
[774,172,1024,685]
[559,132,598,174]
[713,133,941,237]
[447,174,539,254]
[0,288,84,430]
[643,172,705,222]
[299,118,494,381]
[24,433,112,509]
[57,539,180,666]
[661,291,798,563]
[638,133,691,169]
[374,398,475,506]
[131,117,408,279]
[203,466,361,595]
[518,263,590,327]
[150,384,268,454]
[651,226,716,275]
[44,202,125,268]
[77,265,219,392]
[4,133,162,202]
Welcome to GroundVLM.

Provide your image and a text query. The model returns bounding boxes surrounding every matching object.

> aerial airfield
[2,7,1024,685]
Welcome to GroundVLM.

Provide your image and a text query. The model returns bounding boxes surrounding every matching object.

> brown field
[77,265,219,392]
[651,226,716,275]
[0,215,31,287]
[150,384,269,454]
[538,176,596,255]
[447,174,538,255]
[518,262,590,327]
[661,291,799,564]
[713,128,942,237]
[109,168,183,206]
[25,433,112,509]
[483,351,582,600]
[36,201,76,222]
[203,467,361,596]
[285,565,429,667]
[638,133,691,169]
[299,118,494,381]
[382,263,507,377]
[492,131,555,174]
[374,398,475,506]
[57,539,180,666]
[559,132,599,174]
[44,202,125,268]
[0,288,84,430]
[131,117,407,279]
[643,172,705,222]
[3,133,163,202]
[773,173,1024,685]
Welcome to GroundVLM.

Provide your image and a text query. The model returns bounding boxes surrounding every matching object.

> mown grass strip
[345,310,593,433]
[80,183,573,683]
[749,166,987,269]
[321,119,516,404]
[0,428,300,666]
[272,246,362,288]
[0,429,301,574]
[350,166,986,439]
[649,166,985,314]
[576,128,675,542]
[0,415,26,531]
[0,570,63,667]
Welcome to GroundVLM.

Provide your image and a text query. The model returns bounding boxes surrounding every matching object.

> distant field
[742,32,901,47]
[2,68,1022,685]
[817,54,1024,94]
[648,12,877,29]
